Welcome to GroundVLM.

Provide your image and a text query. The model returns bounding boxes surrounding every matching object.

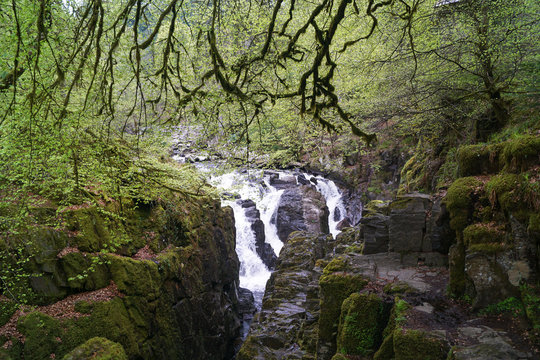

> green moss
[60,252,110,291]
[468,243,509,254]
[62,337,127,360]
[65,297,146,358]
[393,329,448,360]
[456,143,502,177]
[364,200,390,216]
[323,257,349,275]
[444,177,483,231]
[389,197,414,211]
[463,223,506,247]
[383,282,414,295]
[448,243,466,297]
[373,332,395,360]
[74,300,94,314]
[485,174,525,213]
[17,312,62,360]
[529,214,540,233]
[66,208,111,252]
[502,135,540,172]
[237,337,269,360]
[336,293,388,356]
[106,255,160,300]
[318,273,368,344]
[0,300,18,327]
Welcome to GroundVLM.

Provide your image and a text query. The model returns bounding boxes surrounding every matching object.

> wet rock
[269,173,298,189]
[237,232,330,360]
[238,288,256,339]
[276,186,329,243]
[336,218,351,230]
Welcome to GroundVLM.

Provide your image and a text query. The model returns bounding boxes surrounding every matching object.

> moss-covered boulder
[445,177,483,232]
[335,292,389,356]
[17,312,62,360]
[318,271,368,357]
[0,299,18,327]
[393,329,449,360]
[501,135,540,172]
[62,337,127,360]
[457,143,503,177]
[463,223,508,253]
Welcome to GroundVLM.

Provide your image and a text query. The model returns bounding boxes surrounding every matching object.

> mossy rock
[456,143,502,177]
[444,177,483,231]
[383,281,415,295]
[0,300,18,327]
[323,257,349,275]
[364,200,390,216]
[501,135,540,172]
[393,329,448,360]
[448,242,467,297]
[60,252,110,291]
[17,312,62,360]
[62,337,127,360]
[373,332,394,360]
[318,273,368,344]
[65,208,112,252]
[74,300,94,314]
[529,213,540,233]
[106,255,161,300]
[463,223,506,248]
[485,174,525,214]
[336,292,388,356]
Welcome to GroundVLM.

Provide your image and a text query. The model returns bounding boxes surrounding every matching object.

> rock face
[237,232,330,360]
[1,195,245,360]
[237,188,537,360]
[444,139,540,315]
[276,185,329,242]
[237,199,277,269]
[338,195,453,261]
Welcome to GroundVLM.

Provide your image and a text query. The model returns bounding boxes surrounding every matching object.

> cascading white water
[203,168,346,308]
[302,174,346,237]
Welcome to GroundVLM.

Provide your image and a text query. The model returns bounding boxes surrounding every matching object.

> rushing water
[202,168,346,308]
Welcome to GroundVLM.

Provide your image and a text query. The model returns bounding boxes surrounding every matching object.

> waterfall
[204,168,346,308]
[301,173,346,237]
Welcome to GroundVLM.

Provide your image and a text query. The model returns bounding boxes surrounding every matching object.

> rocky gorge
[1,135,539,360]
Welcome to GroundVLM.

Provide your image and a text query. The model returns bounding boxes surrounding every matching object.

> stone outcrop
[238,187,537,360]
[444,137,540,325]
[275,185,329,242]
[336,195,453,262]
[237,232,330,360]
[0,194,245,360]
[237,199,277,269]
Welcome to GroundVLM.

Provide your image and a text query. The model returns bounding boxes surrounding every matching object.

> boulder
[388,194,431,253]
[360,213,390,254]
[62,337,127,360]
[269,173,298,189]
[276,186,329,243]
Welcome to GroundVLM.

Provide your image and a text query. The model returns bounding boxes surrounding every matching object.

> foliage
[479,297,524,317]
